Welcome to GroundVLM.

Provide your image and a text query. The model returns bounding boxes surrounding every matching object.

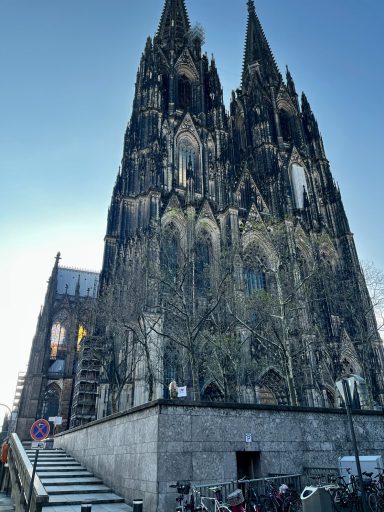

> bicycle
[171,483,232,512]
[261,481,302,512]
[199,486,232,512]
[242,485,262,511]
[365,468,384,512]
[170,481,193,511]
[328,468,361,511]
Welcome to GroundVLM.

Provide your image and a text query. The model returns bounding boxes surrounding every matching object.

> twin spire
[242,0,280,84]
[156,0,190,46]
[156,0,280,84]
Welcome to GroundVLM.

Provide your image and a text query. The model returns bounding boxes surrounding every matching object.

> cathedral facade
[94,0,384,415]
[95,0,384,414]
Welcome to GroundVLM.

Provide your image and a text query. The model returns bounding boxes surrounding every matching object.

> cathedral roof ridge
[59,265,100,276]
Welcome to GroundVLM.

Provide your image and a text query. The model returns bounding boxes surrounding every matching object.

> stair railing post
[26,449,39,512]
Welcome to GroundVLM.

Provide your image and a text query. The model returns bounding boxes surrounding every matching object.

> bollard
[132,499,143,512]
[81,504,92,512]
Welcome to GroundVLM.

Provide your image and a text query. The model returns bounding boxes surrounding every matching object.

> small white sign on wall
[178,386,187,398]
[31,442,46,449]
[48,416,63,425]
[245,433,252,443]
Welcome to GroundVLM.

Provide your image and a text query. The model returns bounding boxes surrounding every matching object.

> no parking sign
[30,419,50,441]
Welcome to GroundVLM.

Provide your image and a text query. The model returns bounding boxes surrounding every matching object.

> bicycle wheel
[368,493,378,512]
[332,488,352,512]
[288,499,302,512]
[377,494,384,512]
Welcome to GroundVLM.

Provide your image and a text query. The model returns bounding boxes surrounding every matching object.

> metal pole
[132,499,143,512]
[26,449,39,512]
[342,380,369,512]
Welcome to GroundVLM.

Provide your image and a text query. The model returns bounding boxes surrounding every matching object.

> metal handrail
[8,433,49,512]
[193,473,303,504]
[303,466,339,485]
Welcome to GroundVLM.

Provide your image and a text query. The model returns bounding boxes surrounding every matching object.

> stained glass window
[77,325,87,351]
[50,322,66,359]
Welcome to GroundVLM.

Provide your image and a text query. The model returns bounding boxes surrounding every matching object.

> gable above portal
[176,113,201,144]
[197,199,218,227]
[288,147,307,170]
[175,48,199,80]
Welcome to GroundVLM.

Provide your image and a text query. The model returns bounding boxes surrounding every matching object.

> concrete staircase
[0,492,14,512]
[26,449,132,512]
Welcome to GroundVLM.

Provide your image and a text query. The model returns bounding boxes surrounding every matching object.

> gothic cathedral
[16,0,384,440]
[96,0,384,412]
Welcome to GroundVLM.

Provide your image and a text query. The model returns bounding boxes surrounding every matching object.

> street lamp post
[337,378,369,512]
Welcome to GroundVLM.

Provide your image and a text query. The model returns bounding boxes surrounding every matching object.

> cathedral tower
[96,0,384,413]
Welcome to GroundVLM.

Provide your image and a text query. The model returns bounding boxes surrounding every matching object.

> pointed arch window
[290,163,308,209]
[195,236,212,293]
[177,136,201,192]
[178,75,192,111]
[243,267,266,294]
[42,384,61,421]
[77,325,87,351]
[50,320,66,359]
[279,110,293,142]
[161,227,180,283]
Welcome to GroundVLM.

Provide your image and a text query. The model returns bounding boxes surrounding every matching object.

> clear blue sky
[0,0,383,423]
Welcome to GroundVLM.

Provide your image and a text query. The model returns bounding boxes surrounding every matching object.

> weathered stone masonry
[54,400,384,512]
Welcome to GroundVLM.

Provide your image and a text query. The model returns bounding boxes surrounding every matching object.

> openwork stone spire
[242,0,280,84]
[156,0,190,48]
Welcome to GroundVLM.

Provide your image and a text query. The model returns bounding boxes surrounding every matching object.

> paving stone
[42,505,132,512]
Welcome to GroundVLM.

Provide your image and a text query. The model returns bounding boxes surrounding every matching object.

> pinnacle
[242,0,280,85]
[247,0,256,15]
[156,0,191,45]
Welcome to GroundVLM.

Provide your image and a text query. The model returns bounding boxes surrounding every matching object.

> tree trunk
[111,388,118,414]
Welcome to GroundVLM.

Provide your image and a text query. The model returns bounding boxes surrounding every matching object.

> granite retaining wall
[54,400,384,511]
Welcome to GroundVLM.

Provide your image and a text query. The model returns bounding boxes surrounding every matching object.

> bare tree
[362,260,384,337]
[85,283,144,414]
[226,224,319,406]
[150,239,232,401]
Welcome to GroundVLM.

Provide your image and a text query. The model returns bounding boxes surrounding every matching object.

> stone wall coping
[54,399,383,438]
